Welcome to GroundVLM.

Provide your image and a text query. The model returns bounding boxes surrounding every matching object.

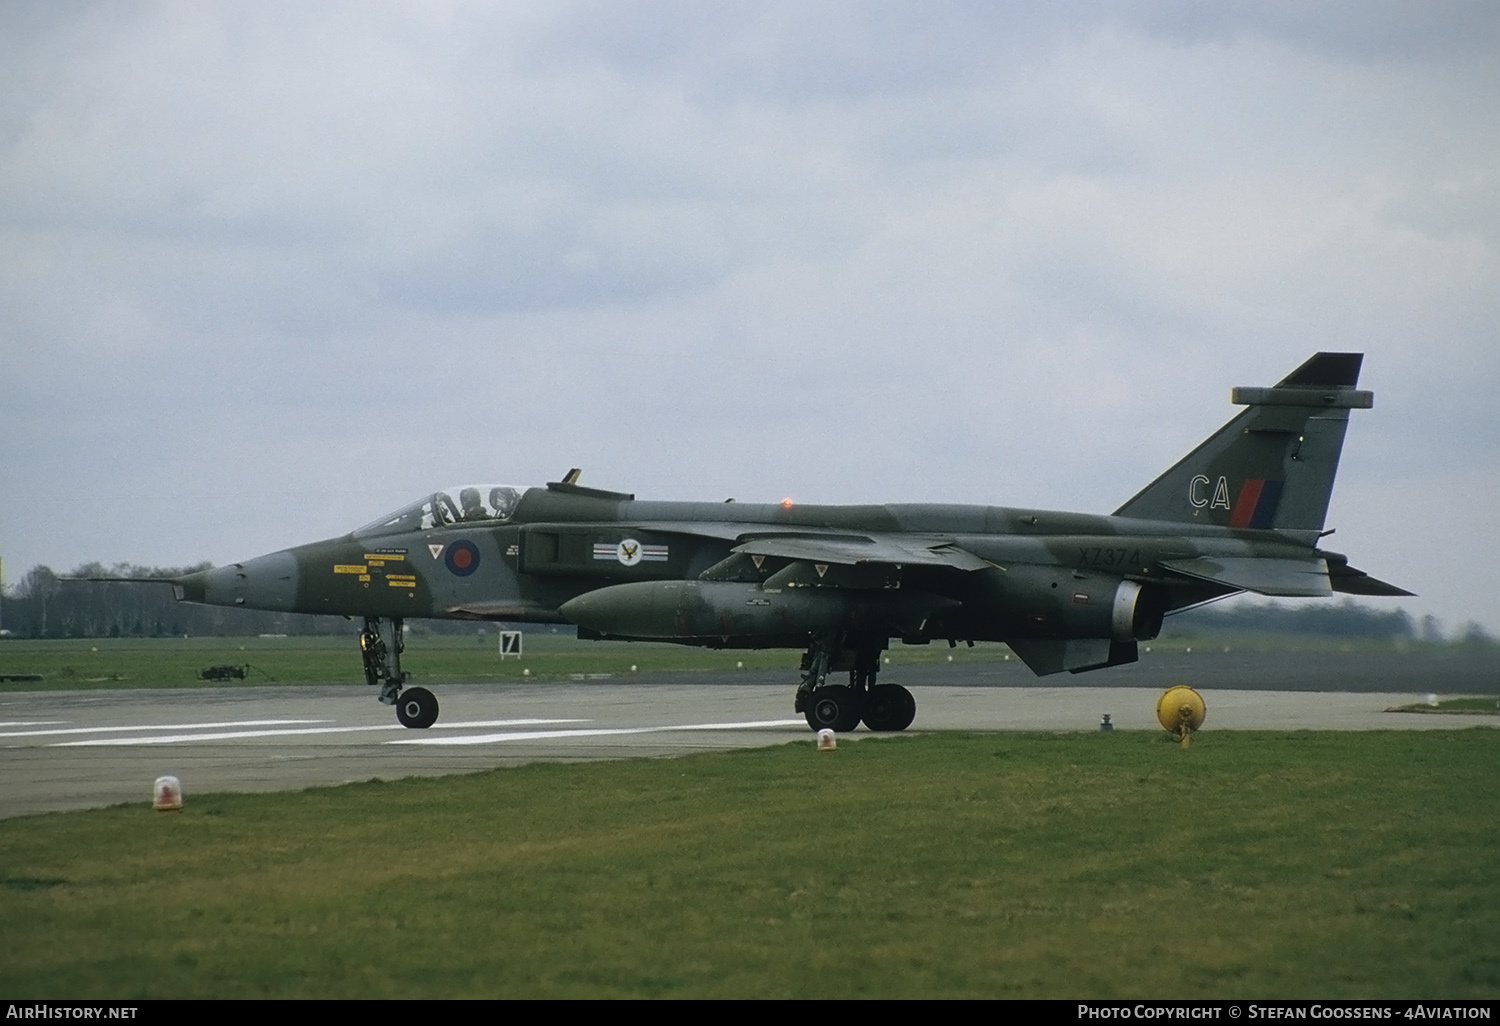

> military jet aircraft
[167,352,1408,732]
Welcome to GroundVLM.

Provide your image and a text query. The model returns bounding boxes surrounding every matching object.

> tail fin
[1113,353,1373,534]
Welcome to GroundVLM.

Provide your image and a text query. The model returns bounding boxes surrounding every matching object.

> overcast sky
[2,1,1497,633]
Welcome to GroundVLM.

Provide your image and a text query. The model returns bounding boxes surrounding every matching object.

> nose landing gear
[360,616,439,728]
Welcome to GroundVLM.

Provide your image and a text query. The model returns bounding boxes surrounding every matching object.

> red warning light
[780,498,794,508]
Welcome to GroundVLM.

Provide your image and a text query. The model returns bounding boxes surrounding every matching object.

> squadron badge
[592,538,669,566]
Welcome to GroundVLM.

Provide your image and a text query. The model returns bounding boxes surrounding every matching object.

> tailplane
[1113,353,1373,534]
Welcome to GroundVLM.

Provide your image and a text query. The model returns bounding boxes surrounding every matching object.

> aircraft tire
[805,685,862,733]
[862,684,915,732]
[395,686,439,729]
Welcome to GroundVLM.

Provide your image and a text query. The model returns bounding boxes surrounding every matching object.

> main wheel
[862,683,915,731]
[395,686,439,729]
[805,685,863,733]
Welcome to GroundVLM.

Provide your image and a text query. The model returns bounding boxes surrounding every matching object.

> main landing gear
[794,634,915,734]
[359,616,438,729]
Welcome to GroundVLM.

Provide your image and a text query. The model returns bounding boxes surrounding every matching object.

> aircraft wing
[731,533,993,571]
[1159,555,1333,597]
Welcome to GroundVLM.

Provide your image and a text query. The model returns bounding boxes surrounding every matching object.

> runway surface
[2,666,1494,819]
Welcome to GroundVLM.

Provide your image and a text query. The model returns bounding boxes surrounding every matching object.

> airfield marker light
[1100,714,1113,733]
[816,729,836,752]
[781,497,794,508]
[630,664,637,672]
[736,661,744,669]
[153,776,183,812]
[522,668,530,677]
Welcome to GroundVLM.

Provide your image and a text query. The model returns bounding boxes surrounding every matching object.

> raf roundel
[444,539,481,577]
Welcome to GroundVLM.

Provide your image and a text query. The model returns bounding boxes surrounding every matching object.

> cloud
[1,1,1496,631]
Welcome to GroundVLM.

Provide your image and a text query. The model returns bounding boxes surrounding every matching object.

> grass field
[2,730,1496,999]
[0,632,1047,689]
[0,631,1450,691]
[0,632,789,688]
[1387,697,1500,714]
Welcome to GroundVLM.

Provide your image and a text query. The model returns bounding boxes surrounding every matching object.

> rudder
[1113,353,1373,534]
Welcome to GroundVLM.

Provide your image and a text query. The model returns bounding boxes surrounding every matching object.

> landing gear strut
[794,633,836,716]
[359,616,439,728]
[794,635,915,733]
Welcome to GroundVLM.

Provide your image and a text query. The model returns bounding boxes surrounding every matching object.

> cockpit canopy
[356,485,526,537]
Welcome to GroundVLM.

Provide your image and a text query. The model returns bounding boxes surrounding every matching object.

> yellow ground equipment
[1156,685,1206,747]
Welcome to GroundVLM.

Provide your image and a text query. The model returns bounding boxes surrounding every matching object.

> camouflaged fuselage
[172,353,1408,676]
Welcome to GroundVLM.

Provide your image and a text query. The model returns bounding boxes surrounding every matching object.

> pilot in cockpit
[489,486,518,521]
[459,487,486,522]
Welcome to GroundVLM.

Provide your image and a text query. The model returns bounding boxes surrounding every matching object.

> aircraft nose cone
[177,551,299,611]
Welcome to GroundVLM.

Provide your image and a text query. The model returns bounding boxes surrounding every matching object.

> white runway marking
[433,719,590,730]
[391,718,808,746]
[4,719,330,739]
[53,718,590,747]
[0,721,70,728]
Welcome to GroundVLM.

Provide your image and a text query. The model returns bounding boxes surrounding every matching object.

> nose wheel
[395,686,439,729]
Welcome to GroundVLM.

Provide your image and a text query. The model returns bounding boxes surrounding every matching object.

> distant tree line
[1170,597,1492,645]
[0,562,1490,645]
